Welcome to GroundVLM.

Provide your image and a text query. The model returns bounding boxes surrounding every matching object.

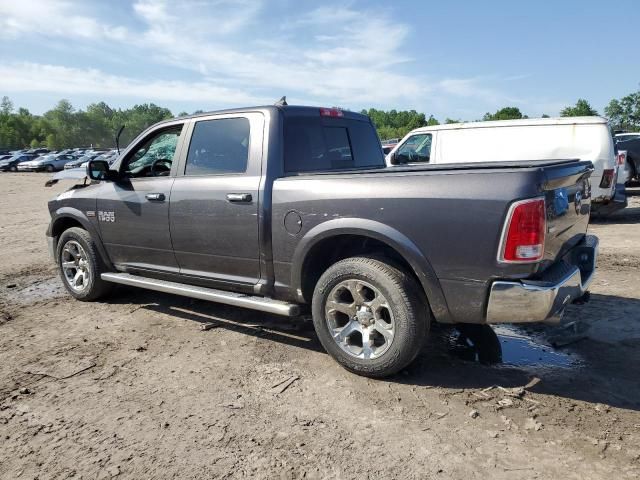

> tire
[56,227,113,301]
[311,256,430,378]
[9,165,17,172]
[45,164,54,172]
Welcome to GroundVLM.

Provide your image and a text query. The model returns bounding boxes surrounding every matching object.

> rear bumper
[485,235,598,324]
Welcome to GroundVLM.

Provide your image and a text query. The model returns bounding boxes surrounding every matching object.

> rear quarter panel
[271,168,546,323]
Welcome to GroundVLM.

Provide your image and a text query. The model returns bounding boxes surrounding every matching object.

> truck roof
[409,116,609,134]
[170,105,370,123]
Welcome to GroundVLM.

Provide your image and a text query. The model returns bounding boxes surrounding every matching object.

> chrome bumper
[486,235,598,324]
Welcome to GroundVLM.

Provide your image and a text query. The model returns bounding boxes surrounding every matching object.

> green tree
[361,108,434,140]
[483,107,524,121]
[560,99,598,117]
[1,96,13,115]
[605,89,640,130]
[426,115,439,126]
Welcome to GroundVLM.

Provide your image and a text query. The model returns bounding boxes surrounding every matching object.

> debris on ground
[271,375,300,395]
[200,322,220,331]
[0,311,12,324]
[469,409,479,419]
[524,417,543,431]
[21,354,96,380]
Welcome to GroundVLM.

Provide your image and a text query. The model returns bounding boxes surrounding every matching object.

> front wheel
[9,165,17,172]
[45,164,55,172]
[57,227,113,301]
[312,257,430,378]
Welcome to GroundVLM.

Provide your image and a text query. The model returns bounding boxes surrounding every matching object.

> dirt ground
[0,173,639,480]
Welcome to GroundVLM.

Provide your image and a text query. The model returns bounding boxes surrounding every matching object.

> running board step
[101,273,300,317]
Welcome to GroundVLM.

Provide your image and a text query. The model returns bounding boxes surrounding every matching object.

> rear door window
[284,117,384,173]
[185,117,250,176]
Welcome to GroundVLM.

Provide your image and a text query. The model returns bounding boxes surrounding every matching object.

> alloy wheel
[324,279,395,359]
[60,240,91,293]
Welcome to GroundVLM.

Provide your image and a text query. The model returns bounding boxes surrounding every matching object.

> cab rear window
[284,117,384,173]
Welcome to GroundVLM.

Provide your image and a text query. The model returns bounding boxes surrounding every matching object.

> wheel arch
[291,218,452,324]
[48,207,113,269]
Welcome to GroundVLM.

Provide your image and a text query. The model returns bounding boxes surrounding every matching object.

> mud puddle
[447,324,578,368]
[1,275,66,306]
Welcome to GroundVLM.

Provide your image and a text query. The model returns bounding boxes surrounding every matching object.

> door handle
[145,193,166,202]
[226,193,252,203]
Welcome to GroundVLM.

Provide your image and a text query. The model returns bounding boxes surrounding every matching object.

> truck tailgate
[539,160,593,268]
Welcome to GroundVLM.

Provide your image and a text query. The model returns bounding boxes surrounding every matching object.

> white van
[386,117,620,208]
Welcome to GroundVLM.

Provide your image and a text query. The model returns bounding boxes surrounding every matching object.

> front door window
[122,127,182,178]
[396,133,432,163]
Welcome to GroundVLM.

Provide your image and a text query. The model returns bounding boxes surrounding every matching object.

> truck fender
[48,207,114,269]
[291,218,452,324]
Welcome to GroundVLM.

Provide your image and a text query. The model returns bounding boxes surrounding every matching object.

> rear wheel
[9,165,17,172]
[57,227,113,301]
[312,256,429,378]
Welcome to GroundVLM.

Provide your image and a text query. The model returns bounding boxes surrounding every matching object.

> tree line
[1,87,639,149]
[364,88,639,140]
[0,97,175,150]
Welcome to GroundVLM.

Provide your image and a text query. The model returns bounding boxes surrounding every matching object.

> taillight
[499,198,546,263]
[599,169,614,188]
[319,107,344,118]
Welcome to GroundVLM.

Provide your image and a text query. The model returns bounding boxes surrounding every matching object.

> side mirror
[86,160,113,181]
[388,151,399,165]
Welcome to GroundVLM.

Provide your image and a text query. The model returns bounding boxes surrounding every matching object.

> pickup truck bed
[46,105,598,377]
[271,158,594,325]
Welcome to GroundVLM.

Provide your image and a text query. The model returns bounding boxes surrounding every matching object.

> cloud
[0,62,267,105]
[0,0,539,117]
[0,0,127,41]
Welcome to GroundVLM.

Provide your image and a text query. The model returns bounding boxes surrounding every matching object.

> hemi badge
[86,211,96,217]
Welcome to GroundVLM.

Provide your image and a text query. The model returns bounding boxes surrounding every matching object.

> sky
[0,0,638,120]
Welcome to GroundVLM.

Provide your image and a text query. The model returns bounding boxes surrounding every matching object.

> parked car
[615,135,640,183]
[27,148,50,155]
[64,153,101,170]
[0,153,36,171]
[382,143,397,155]
[615,132,640,142]
[386,117,622,214]
[97,151,119,165]
[45,105,598,377]
[18,153,77,172]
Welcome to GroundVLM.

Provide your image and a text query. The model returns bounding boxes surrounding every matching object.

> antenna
[115,125,125,154]
[275,96,288,106]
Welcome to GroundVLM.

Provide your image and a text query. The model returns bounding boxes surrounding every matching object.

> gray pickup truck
[46,105,598,377]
